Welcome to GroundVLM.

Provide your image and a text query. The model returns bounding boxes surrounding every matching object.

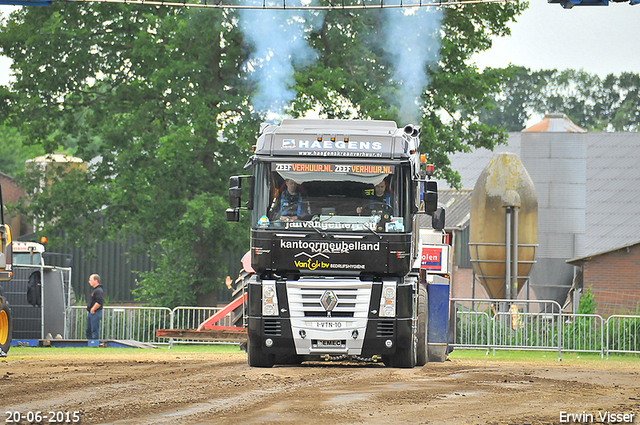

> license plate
[313,340,346,348]
[314,321,343,329]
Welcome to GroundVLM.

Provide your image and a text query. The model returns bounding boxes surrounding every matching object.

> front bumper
[247,276,415,358]
[247,316,412,358]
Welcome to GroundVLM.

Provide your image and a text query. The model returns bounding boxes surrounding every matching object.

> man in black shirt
[86,274,105,340]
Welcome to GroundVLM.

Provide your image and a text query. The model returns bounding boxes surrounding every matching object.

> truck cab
[12,242,46,267]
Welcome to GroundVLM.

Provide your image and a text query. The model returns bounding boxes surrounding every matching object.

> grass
[3,344,639,367]
[0,343,245,362]
[448,348,640,368]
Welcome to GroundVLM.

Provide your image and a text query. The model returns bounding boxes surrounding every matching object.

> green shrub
[577,287,597,315]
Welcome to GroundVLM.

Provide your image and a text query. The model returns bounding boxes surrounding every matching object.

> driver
[357,179,393,214]
[277,179,306,221]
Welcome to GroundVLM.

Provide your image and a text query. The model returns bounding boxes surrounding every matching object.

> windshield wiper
[306,217,331,238]
[362,223,382,240]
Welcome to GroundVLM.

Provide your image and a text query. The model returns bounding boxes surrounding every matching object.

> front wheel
[416,284,428,366]
[0,296,12,355]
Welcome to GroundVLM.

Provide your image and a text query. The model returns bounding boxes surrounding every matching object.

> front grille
[287,279,372,319]
[377,321,394,338]
[264,319,282,336]
[304,311,354,318]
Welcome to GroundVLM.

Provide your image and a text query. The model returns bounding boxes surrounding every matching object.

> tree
[477,66,551,131]
[538,69,606,130]
[0,125,45,177]
[1,5,257,307]
[607,72,640,131]
[479,67,640,132]
[0,1,527,305]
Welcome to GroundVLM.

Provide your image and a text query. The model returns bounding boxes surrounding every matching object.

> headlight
[264,286,275,298]
[262,282,279,317]
[383,286,395,299]
[263,304,276,316]
[379,282,396,318]
[383,305,395,317]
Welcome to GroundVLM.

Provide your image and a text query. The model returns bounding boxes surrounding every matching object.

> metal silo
[520,113,586,306]
[469,152,538,300]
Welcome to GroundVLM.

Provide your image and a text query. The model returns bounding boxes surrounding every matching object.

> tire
[68,284,77,307]
[247,332,274,368]
[416,284,428,366]
[0,296,12,355]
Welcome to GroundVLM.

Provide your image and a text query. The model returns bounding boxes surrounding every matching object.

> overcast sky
[473,0,640,77]
[1,1,638,84]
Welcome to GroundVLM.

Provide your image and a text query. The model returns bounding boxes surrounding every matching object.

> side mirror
[226,208,240,222]
[432,207,445,231]
[228,175,254,210]
[229,176,242,209]
[227,175,254,222]
[424,180,438,213]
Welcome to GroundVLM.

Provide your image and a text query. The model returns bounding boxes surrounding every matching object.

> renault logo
[320,290,338,311]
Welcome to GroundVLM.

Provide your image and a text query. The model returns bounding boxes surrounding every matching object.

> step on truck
[226,119,449,368]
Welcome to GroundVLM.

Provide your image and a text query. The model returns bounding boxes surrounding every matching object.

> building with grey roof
[439,114,640,311]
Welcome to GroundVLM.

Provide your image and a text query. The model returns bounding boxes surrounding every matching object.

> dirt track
[1,348,639,425]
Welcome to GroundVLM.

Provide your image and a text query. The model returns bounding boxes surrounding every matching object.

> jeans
[86,310,103,340]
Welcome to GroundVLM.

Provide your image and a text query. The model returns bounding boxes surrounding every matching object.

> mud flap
[427,278,449,362]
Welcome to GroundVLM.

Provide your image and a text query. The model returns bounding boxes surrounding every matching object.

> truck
[7,239,75,343]
[12,241,46,310]
[226,119,449,368]
[0,183,13,356]
[12,241,46,267]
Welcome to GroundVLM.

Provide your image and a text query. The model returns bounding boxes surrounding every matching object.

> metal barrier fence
[169,306,233,344]
[68,306,172,343]
[562,313,605,356]
[67,305,230,345]
[606,315,640,358]
[455,310,491,350]
[451,298,640,359]
[453,298,564,358]
[492,311,562,356]
[63,301,640,356]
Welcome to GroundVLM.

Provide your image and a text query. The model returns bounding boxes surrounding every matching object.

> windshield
[13,252,42,266]
[253,161,410,233]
